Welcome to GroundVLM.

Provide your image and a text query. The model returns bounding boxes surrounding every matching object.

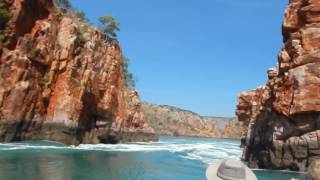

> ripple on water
[0,137,242,165]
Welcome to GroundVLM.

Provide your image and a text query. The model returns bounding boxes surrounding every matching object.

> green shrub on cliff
[98,16,120,39]
[75,11,86,21]
[0,8,11,30]
[74,29,86,47]
[55,0,72,10]
[121,56,136,88]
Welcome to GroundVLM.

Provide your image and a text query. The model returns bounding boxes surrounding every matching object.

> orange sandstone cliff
[0,0,157,145]
[236,0,320,171]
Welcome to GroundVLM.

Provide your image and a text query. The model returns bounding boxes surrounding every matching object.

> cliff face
[221,119,242,139]
[0,0,157,145]
[236,0,320,171]
[142,103,241,138]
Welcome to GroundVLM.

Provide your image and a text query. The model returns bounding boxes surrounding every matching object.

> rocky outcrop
[142,103,241,138]
[0,0,157,145]
[236,0,320,171]
[308,159,320,180]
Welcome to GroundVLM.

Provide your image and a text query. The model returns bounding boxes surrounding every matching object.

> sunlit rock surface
[237,0,320,171]
[0,0,157,145]
[142,103,241,139]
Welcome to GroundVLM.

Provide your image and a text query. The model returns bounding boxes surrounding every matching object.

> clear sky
[70,0,288,117]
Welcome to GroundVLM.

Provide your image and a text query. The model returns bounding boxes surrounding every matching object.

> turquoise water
[0,136,307,180]
[254,170,307,180]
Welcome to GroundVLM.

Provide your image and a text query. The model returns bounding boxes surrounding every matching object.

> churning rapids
[0,136,307,180]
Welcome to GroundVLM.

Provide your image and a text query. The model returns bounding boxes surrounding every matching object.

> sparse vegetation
[28,48,41,60]
[54,41,62,50]
[53,0,91,25]
[0,34,4,48]
[39,74,50,88]
[75,11,86,21]
[141,103,238,138]
[98,16,120,39]
[20,36,43,61]
[121,56,136,88]
[23,36,35,50]
[0,8,11,30]
[74,29,86,47]
[54,0,72,10]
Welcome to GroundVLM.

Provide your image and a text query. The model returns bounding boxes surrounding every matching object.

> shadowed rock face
[236,0,320,171]
[0,0,157,145]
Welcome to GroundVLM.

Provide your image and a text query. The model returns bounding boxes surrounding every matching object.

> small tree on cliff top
[98,16,120,39]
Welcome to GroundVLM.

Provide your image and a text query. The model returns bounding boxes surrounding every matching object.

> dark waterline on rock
[0,136,307,180]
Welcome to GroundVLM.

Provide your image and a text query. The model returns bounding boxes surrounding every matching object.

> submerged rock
[236,0,320,171]
[0,0,157,145]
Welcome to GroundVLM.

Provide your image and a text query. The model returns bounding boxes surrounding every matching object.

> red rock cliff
[236,0,320,171]
[0,0,157,145]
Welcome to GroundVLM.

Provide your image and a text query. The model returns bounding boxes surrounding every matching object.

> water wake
[0,137,242,165]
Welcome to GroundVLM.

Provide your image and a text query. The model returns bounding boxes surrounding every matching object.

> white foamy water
[0,136,242,165]
[0,137,309,180]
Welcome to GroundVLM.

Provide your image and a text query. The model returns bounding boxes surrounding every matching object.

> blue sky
[70,0,288,117]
